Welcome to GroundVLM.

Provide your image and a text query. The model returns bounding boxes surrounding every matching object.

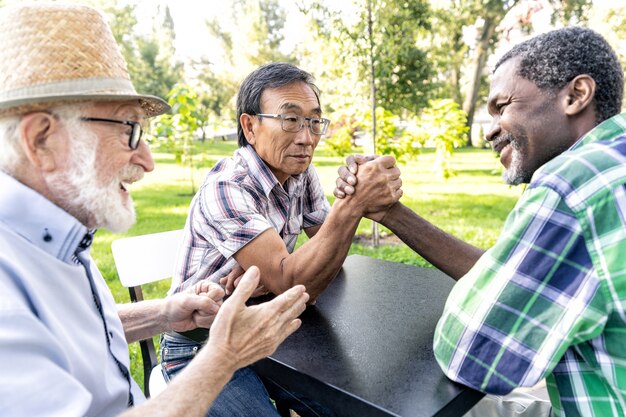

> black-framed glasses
[257,113,330,135]
[80,117,143,150]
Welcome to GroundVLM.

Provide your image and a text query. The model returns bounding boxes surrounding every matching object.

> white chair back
[111,229,183,398]
[112,229,184,287]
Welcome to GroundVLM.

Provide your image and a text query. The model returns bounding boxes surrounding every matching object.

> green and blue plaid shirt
[434,113,626,417]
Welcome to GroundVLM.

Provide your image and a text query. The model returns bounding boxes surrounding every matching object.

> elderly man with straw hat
[0,3,309,417]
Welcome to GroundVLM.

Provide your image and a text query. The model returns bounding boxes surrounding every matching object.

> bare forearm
[281,198,361,299]
[119,348,234,417]
[380,203,484,280]
[118,300,167,343]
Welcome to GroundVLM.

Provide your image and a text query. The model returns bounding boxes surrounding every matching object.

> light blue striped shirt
[0,172,144,416]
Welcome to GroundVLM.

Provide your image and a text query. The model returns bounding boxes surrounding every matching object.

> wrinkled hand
[219,264,269,297]
[163,281,225,332]
[334,154,402,222]
[208,266,309,369]
[334,154,378,198]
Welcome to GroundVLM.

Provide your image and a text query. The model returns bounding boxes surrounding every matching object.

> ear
[240,113,257,146]
[563,74,596,117]
[18,112,64,172]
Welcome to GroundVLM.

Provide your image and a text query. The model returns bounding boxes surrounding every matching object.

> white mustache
[118,164,144,185]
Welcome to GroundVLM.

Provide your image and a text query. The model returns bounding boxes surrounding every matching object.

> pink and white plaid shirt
[169,145,330,293]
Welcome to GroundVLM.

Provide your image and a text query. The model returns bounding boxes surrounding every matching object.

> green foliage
[321,0,432,116]
[206,0,296,73]
[548,0,592,25]
[368,0,432,115]
[104,3,182,99]
[324,114,358,157]
[152,84,204,194]
[425,0,592,145]
[186,60,239,142]
[363,107,420,163]
[415,99,469,179]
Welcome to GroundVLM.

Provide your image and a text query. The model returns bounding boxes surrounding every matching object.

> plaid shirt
[170,145,330,293]
[434,113,626,417]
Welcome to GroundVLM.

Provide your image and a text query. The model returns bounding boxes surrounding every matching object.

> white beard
[46,118,142,232]
[502,137,531,186]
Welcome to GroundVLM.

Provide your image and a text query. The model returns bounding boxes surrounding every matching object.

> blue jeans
[160,332,336,417]
[160,332,280,417]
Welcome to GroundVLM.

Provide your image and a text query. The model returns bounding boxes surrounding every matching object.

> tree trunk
[462,16,497,146]
[368,0,380,247]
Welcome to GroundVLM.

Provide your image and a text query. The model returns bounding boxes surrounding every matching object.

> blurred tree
[324,114,359,157]
[364,107,421,163]
[338,0,432,116]
[206,0,296,77]
[427,0,592,146]
[152,84,203,194]
[104,2,182,100]
[415,99,468,179]
[187,58,239,141]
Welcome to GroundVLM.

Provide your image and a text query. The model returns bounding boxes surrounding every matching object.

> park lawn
[91,140,525,388]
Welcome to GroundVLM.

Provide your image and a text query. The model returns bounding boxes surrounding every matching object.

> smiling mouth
[491,137,512,154]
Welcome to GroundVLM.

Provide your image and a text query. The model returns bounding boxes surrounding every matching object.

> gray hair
[0,104,88,174]
[0,116,23,174]
[495,27,624,124]
[236,62,321,147]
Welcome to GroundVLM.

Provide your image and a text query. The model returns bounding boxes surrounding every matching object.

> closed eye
[496,102,509,114]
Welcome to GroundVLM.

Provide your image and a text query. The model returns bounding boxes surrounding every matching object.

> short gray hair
[0,104,87,174]
[236,63,321,147]
[495,27,623,124]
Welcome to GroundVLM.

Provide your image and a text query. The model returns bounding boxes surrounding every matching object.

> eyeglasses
[80,117,143,150]
[257,113,330,135]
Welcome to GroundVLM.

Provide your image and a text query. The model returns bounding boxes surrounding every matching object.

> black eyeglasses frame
[80,117,143,150]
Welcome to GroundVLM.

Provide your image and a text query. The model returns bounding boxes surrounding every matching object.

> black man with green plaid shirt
[336,27,625,417]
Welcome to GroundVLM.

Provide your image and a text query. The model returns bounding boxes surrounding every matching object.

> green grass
[91,140,524,388]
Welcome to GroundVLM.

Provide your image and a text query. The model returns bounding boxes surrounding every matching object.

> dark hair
[495,27,624,124]
[236,62,321,147]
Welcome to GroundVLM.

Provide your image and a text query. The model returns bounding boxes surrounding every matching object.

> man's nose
[131,139,155,172]
[485,118,501,143]
[294,124,315,145]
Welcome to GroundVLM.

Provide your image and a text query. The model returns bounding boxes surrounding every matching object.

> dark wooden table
[252,254,484,417]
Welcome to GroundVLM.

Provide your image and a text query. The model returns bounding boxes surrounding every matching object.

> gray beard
[45,119,139,232]
[501,137,532,185]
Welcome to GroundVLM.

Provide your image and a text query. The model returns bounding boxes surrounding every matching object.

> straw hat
[0,3,170,118]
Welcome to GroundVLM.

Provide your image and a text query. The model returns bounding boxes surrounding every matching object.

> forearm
[119,347,235,417]
[281,198,362,299]
[380,203,484,280]
[118,300,167,343]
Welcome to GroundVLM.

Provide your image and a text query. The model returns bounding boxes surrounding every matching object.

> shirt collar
[0,171,92,264]
[570,112,626,151]
[236,145,305,198]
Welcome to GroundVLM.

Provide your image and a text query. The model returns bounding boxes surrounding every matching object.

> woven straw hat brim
[0,4,171,118]
[0,91,170,119]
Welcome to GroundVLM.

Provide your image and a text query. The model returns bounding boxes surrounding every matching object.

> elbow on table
[434,338,544,395]
[263,271,296,295]
[434,350,537,396]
